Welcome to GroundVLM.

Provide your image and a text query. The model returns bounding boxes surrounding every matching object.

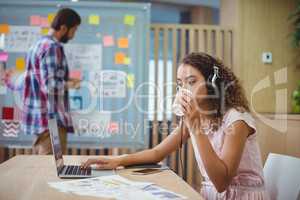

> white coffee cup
[172,88,193,116]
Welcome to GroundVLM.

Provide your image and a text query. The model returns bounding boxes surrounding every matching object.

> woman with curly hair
[81,52,269,200]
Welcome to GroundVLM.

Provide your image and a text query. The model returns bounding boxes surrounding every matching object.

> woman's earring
[211,66,220,88]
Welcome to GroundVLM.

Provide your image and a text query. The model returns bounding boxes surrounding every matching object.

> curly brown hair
[181,52,249,129]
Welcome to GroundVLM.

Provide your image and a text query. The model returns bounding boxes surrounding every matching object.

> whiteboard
[0,1,150,149]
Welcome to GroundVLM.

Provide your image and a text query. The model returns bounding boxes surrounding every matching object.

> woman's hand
[80,156,124,170]
[178,91,203,134]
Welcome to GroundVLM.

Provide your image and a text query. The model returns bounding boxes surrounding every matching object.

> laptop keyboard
[64,165,91,176]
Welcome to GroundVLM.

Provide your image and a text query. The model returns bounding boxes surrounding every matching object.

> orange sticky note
[0,24,10,34]
[118,38,129,48]
[30,15,41,26]
[16,57,25,71]
[103,35,114,47]
[48,13,55,24]
[115,52,125,64]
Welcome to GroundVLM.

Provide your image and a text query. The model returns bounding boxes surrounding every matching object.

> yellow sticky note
[48,13,55,24]
[124,15,135,26]
[16,57,25,71]
[41,28,49,35]
[0,24,10,34]
[124,57,131,65]
[127,74,135,88]
[118,38,129,48]
[89,15,100,25]
[115,52,125,64]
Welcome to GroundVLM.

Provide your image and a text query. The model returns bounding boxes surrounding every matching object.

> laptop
[48,117,114,178]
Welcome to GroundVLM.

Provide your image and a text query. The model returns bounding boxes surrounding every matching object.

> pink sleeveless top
[189,108,269,199]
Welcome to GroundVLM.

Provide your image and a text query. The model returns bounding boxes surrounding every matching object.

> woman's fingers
[81,158,107,169]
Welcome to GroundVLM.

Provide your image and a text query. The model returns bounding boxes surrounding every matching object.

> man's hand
[67,78,81,89]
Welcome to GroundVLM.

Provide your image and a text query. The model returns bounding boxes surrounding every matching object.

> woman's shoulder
[222,107,256,132]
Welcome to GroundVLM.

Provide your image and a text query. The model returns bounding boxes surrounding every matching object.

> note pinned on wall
[30,15,41,26]
[0,85,7,94]
[5,26,41,52]
[117,37,129,48]
[16,57,25,71]
[103,35,114,47]
[0,52,8,62]
[64,44,102,70]
[127,73,135,88]
[124,15,135,26]
[0,24,10,34]
[70,70,82,80]
[124,57,131,65]
[41,28,49,36]
[90,70,127,98]
[40,17,49,27]
[48,13,55,24]
[115,52,125,64]
[89,15,100,25]
[2,107,14,120]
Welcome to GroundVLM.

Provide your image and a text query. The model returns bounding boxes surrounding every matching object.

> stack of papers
[48,175,187,200]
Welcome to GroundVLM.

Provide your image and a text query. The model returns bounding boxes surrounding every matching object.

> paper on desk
[48,175,187,200]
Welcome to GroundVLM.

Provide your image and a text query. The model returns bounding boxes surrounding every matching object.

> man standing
[22,8,81,154]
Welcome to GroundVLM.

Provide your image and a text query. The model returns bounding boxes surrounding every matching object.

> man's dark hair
[51,8,81,30]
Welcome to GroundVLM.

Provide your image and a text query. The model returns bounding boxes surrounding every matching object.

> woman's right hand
[80,156,124,170]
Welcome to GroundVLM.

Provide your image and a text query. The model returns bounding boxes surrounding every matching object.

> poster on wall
[90,70,127,98]
[5,26,41,52]
[64,43,102,70]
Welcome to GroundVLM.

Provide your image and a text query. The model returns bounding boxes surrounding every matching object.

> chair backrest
[263,153,300,200]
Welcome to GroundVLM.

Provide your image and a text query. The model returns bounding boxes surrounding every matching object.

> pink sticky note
[0,52,8,62]
[70,70,82,79]
[30,15,41,26]
[103,35,114,47]
[40,17,49,27]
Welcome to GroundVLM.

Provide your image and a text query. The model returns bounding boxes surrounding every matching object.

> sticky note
[30,15,41,26]
[0,85,7,94]
[0,52,8,62]
[40,17,49,27]
[0,24,10,34]
[127,73,135,88]
[48,13,55,24]
[2,107,14,120]
[70,70,82,80]
[41,28,49,36]
[16,57,25,72]
[118,38,129,48]
[115,52,125,64]
[89,15,100,25]
[124,57,131,65]
[14,107,22,121]
[124,15,135,26]
[103,35,114,47]
[108,122,119,133]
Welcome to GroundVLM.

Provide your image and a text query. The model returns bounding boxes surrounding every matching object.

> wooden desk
[0,155,203,200]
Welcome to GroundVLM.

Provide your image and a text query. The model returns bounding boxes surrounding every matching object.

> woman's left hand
[178,91,202,134]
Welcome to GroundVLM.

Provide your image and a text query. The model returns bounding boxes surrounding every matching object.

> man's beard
[60,30,70,43]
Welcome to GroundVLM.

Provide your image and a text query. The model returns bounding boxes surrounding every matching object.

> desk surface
[0,155,203,200]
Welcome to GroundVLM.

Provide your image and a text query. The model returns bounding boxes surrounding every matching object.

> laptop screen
[48,118,64,175]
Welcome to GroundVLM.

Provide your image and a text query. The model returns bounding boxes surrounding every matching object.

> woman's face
[177,64,208,105]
